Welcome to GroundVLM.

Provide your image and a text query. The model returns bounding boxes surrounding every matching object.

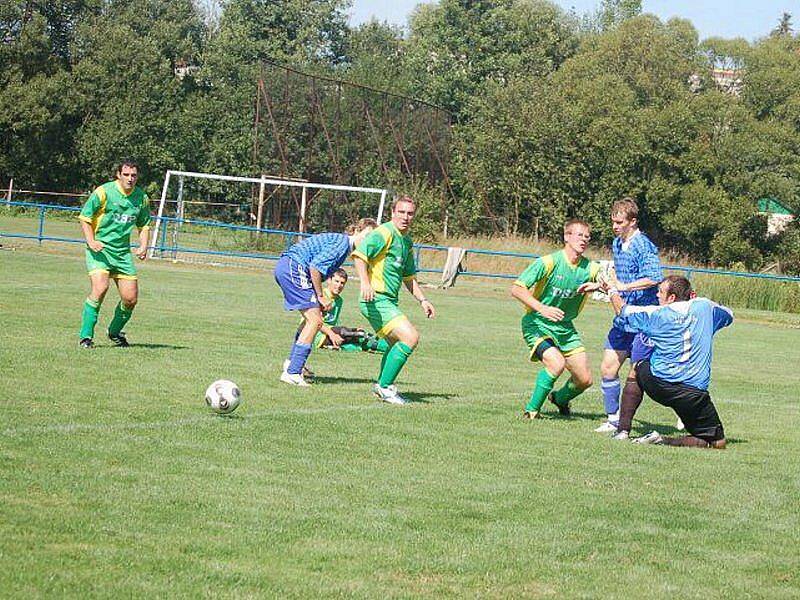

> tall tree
[770,11,793,38]
[404,0,578,118]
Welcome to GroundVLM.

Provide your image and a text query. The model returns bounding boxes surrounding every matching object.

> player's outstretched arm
[618,277,659,292]
[404,277,434,318]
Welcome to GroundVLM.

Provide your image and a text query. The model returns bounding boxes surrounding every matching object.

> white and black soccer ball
[205,379,242,414]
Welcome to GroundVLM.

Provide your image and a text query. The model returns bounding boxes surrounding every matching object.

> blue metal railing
[3,199,800,283]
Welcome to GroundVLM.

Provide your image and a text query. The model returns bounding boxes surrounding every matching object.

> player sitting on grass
[291,269,389,379]
[77,160,151,349]
[274,218,376,386]
[511,219,604,419]
[604,275,732,448]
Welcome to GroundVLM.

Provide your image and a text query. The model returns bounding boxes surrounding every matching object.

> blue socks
[602,377,621,421]
[287,342,312,375]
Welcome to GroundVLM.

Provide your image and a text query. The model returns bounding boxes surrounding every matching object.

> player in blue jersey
[274,218,376,386]
[596,198,663,433]
[605,275,732,448]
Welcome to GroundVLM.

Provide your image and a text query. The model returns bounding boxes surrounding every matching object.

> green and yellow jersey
[321,288,343,327]
[515,250,601,324]
[78,181,150,253]
[297,288,345,347]
[352,222,415,301]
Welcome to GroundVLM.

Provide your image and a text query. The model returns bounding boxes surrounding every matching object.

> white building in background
[758,198,795,236]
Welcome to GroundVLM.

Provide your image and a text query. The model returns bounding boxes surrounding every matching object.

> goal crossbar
[149,170,390,259]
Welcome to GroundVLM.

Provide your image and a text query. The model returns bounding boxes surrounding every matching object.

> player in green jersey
[511,219,604,419]
[353,196,435,405]
[291,269,390,378]
[77,160,151,348]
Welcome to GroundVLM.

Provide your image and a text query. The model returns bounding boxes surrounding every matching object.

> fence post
[160,217,168,252]
[38,206,46,245]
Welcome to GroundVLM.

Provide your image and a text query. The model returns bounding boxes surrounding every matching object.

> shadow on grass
[632,419,684,435]
[631,421,748,445]
[311,375,376,385]
[93,343,191,350]
[543,409,606,422]
[402,390,458,404]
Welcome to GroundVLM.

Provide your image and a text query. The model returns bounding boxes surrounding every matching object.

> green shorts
[360,295,407,339]
[85,247,137,280]
[521,313,584,362]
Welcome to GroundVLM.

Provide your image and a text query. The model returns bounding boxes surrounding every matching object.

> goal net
[148,170,389,268]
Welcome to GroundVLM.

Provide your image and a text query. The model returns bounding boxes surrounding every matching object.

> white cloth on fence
[441,247,466,288]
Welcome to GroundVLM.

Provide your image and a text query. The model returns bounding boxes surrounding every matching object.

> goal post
[148,169,389,265]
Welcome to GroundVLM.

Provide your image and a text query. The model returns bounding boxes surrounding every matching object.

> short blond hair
[564,218,590,234]
[611,197,638,221]
[345,217,377,235]
[392,196,416,210]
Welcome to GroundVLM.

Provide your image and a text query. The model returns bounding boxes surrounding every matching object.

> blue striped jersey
[613,230,662,306]
[613,298,734,390]
[282,232,352,279]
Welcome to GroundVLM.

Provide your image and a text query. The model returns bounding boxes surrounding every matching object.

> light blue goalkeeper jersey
[612,298,734,390]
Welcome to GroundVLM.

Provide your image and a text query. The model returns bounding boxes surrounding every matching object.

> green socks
[108,302,134,337]
[362,335,390,353]
[525,369,558,412]
[378,342,414,387]
[79,297,101,339]
[553,379,583,407]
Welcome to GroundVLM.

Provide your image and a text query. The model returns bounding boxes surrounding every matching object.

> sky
[349,0,796,41]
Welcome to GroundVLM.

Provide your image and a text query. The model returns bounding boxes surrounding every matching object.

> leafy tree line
[2,0,800,272]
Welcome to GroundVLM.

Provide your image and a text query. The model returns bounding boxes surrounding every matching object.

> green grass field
[2,244,799,598]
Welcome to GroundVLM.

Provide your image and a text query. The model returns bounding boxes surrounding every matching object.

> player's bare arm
[354,256,374,301]
[404,277,435,318]
[320,323,344,347]
[135,227,149,260]
[616,277,659,292]
[309,267,331,311]
[81,220,104,252]
[577,281,603,294]
[510,283,564,322]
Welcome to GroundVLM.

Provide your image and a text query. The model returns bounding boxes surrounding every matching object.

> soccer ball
[205,379,242,414]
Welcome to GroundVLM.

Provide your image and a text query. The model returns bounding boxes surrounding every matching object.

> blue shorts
[604,325,654,363]
[274,256,319,311]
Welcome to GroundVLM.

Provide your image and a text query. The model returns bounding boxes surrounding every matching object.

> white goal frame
[148,169,390,259]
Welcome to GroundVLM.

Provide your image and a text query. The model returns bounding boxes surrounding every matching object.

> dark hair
[332,268,348,281]
[662,275,693,301]
[611,197,638,221]
[116,159,139,175]
[564,218,590,234]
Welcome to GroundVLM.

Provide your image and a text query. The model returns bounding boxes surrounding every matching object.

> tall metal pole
[256,175,267,231]
[299,186,308,232]
[148,171,172,258]
[377,190,387,224]
[172,175,185,260]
